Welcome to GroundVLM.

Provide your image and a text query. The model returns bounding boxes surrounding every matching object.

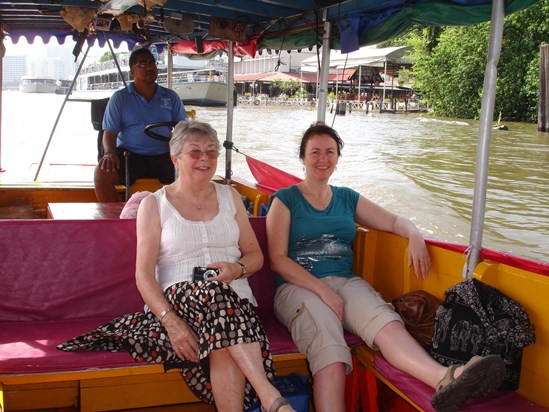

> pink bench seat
[0,217,362,411]
[366,353,548,411]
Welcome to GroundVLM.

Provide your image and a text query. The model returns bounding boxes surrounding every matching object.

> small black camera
[193,266,220,282]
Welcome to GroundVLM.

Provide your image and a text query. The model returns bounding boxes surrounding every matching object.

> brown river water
[2,91,548,263]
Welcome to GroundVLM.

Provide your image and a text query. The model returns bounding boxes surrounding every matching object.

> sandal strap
[269,397,290,412]
[435,364,460,391]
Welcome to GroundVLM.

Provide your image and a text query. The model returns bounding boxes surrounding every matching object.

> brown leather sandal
[431,355,505,412]
[263,397,291,412]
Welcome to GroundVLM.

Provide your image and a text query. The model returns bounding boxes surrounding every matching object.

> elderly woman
[60,120,293,412]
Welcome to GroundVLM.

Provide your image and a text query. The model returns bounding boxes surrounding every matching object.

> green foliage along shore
[381,0,549,122]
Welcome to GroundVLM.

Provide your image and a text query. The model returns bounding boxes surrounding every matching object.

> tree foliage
[270,79,302,96]
[99,51,114,62]
[380,0,549,121]
[414,24,489,119]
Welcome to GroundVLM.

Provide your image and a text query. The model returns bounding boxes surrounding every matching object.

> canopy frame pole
[225,40,235,184]
[381,59,387,113]
[0,33,5,173]
[464,0,505,278]
[167,46,173,89]
[34,42,91,181]
[358,65,362,105]
[105,36,127,89]
[317,10,331,123]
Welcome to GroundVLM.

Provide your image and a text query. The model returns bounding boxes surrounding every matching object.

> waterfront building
[2,55,26,89]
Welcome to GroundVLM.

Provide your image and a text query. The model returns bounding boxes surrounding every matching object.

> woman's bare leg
[225,341,294,411]
[210,348,246,412]
[312,362,346,412]
[374,320,447,388]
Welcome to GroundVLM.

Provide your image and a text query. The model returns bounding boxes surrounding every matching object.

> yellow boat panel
[352,227,549,408]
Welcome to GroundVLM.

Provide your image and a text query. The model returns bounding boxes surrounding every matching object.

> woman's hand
[207,261,244,283]
[162,313,200,362]
[408,233,431,279]
[319,287,345,321]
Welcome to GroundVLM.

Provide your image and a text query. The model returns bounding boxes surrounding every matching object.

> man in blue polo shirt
[94,48,187,202]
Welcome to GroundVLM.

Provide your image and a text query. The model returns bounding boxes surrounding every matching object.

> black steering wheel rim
[144,122,179,142]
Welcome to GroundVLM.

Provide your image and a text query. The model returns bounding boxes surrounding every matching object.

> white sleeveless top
[152,183,257,305]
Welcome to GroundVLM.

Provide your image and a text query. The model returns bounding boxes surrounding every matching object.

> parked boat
[78,59,227,106]
[158,69,228,107]
[0,1,548,411]
[55,79,73,95]
[19,77,58,93]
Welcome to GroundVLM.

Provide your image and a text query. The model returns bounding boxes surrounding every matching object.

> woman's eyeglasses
[133,60,158,69]
[184,149,220,160]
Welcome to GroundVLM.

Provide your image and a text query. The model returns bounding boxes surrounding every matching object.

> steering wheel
[144,122,179,142]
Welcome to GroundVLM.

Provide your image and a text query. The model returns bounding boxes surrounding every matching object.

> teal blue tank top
[272,185,360,287]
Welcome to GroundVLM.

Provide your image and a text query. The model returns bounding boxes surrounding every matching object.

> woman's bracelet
[236,261,247,279]
[158,307,172,323]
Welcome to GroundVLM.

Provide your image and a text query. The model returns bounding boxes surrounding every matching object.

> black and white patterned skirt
[58,280,275,408]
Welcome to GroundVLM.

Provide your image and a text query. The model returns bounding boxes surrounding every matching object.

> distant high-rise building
[2,56,26,89]
[47,46,77,79]
[2,43,77,89]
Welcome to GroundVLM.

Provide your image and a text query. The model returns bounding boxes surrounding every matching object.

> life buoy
[254,99,260,106]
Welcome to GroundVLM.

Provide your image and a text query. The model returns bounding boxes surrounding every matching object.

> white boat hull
[172,81,227,107]
[19,79,58,94]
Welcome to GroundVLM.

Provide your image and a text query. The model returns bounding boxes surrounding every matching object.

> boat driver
[94,48,187,202]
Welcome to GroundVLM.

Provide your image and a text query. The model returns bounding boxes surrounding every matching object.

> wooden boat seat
[0,217,362,411]
[353,347,548,412]
[350,228,549,412]
[47,202,126,219]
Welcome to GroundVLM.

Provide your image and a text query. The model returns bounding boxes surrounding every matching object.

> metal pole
[105,36,127,88]
[464,0,505,278]
[381,59,387,113]
[225,41,234,184]
[358,65,362,105]
[539,44,549,132]
[167,46,173,89]
[34,43,91,181]
[0,34,5,173]
[317,11,331,123]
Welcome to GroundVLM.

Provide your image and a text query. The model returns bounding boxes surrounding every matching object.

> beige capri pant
[274,276,403,375]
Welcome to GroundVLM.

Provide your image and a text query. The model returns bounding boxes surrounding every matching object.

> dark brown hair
[299,121,344,159]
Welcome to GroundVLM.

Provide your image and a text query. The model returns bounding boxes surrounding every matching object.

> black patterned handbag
[429,278,535,391]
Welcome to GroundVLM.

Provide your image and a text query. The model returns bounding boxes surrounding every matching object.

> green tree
[269,79,301,96]
[378,0,549,121]
[413,24,489,119]
[270,79,284,96]
[496,0,549,122]
[99,51,114,62]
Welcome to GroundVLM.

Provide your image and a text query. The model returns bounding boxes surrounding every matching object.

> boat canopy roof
[0,0,541,56]
[301,46,413,70]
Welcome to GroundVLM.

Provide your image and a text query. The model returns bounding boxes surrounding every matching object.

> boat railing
[157,72,226,85]
[236,95,429,112]
[86,81,125,91]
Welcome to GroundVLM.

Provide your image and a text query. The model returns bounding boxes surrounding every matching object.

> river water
[2,91,548,263]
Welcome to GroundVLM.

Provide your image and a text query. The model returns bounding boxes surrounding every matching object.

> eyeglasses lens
[136,60,157,68]
[187,150,219,159]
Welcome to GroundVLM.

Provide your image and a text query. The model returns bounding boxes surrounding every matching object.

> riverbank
[237,95,430,114]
